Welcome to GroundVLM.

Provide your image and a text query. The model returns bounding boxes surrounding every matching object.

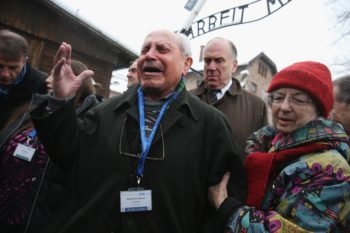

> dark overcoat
[31,85,246,233]
[190,78,268,158]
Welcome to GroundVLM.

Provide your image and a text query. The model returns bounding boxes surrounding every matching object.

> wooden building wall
[0,0,138,97]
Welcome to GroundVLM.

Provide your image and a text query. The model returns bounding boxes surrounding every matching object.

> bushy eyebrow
[203,57,225,63]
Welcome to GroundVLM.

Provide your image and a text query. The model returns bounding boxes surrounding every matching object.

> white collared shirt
[216,79,232,100]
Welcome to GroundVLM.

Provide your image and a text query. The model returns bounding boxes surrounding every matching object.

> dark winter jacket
[31,85,247,233]
[190,78,268,159]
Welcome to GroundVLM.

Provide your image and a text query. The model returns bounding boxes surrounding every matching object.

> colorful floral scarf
[244,118,349,209]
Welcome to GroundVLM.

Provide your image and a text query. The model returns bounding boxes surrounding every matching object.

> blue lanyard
[136,87,181,184]
[26,128,37,146]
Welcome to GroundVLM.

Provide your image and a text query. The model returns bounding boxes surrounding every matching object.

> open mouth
[143,66,161,73]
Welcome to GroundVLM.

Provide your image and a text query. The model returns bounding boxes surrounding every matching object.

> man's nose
[144,48,157,59]
[280,97,292,110]
[206,60,217,70]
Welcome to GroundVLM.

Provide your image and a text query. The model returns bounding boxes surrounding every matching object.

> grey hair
[176,32,192,57]
[205,37,237,59]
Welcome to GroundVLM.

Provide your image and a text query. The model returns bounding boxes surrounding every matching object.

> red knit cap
[267,61,333,117]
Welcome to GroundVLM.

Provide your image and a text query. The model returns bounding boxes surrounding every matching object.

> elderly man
[30,29,246,233]
[190,37,268,159]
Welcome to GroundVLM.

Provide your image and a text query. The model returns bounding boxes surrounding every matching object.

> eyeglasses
[268,92,312,106]
[119,117,165,161]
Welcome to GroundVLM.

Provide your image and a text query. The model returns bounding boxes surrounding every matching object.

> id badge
[120,188,152,213]
[13,143,36,161]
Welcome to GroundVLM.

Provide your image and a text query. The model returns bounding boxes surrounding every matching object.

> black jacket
[31,85,247,233]
[26,94,102,233]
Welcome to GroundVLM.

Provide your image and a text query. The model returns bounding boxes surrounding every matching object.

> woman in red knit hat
[209,61,350,232]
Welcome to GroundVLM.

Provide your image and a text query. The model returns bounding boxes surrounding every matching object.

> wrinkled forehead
[143,31,179,49]
[205,39,228,50]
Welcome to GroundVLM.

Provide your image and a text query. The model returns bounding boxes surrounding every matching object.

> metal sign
[184,0,198,11]
[181,0,292,39]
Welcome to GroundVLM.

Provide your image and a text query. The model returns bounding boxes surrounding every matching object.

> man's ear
[231,59,238,73]
[182,57,193,75]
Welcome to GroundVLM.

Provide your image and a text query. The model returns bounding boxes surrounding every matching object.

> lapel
[155,105,183,142]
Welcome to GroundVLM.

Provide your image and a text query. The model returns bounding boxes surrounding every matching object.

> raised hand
[51,42,94,99]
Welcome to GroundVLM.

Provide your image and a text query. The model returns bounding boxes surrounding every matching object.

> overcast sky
[52,0,349,92]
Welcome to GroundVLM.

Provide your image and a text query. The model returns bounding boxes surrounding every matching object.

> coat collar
[193,78,242,97]
[111,86,202,145]
[112,85,200,123]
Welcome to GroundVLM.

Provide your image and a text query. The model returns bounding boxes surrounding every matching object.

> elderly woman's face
[269,88,318,134]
